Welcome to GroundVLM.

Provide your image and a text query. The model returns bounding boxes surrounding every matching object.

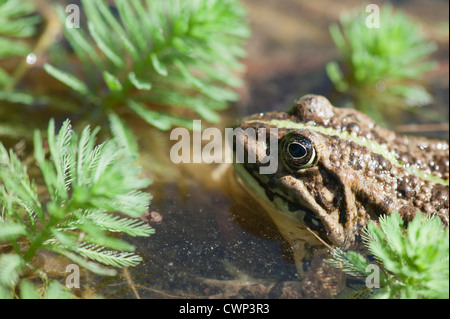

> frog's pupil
[288,142,306,159]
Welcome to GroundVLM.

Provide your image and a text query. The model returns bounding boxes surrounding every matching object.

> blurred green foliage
[326,4,437,123]
[45,0,250,130]
[0,0,41,138]
[0,0,40,87]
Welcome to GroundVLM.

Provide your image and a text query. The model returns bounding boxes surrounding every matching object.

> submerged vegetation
[326,4,438,124]
[328,212,449,299]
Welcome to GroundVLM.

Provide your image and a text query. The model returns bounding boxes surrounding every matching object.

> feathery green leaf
[45,0,249,130]
[1,118,154,297]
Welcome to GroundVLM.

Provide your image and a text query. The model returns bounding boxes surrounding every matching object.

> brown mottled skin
[234,95,449,250]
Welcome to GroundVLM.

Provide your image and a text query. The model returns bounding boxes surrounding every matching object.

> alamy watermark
[366,4,380,28]
[170,120,279,174]
[65,264,80,289]
[365,264,380,289]
[65,4,80,29]
[63,3,381,29]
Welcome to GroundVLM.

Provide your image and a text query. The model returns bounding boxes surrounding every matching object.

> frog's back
[291,95,449,180]
[291,95,449,224]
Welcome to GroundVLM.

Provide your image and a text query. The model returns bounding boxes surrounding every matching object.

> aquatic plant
[0,0,249,138]
[44,0,250,130]
[328,212,449,299]
[0,0,250,298]
[326,4,437,123]
[0,116,153,298]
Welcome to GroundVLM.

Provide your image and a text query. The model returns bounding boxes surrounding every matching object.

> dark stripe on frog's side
[245,119,449,187]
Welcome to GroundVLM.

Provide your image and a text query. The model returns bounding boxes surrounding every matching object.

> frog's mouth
[232,161,327,237]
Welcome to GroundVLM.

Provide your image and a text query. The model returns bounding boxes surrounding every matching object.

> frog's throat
[246,119,449,187]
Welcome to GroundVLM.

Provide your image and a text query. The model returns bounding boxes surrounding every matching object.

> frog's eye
[281,132,317,171]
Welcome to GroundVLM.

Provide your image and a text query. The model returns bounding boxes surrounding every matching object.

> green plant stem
[23,214,60,262]
[11,241,21,256]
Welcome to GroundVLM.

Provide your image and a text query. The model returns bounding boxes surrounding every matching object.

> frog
[230,94,449,270]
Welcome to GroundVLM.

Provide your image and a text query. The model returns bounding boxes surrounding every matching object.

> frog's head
[232,95,373,249]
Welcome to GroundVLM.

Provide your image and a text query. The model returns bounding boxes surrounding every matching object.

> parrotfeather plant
[0,116,154,298]
[326,4,437,123]
[44,0,250,130]
[328,212,449,299]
